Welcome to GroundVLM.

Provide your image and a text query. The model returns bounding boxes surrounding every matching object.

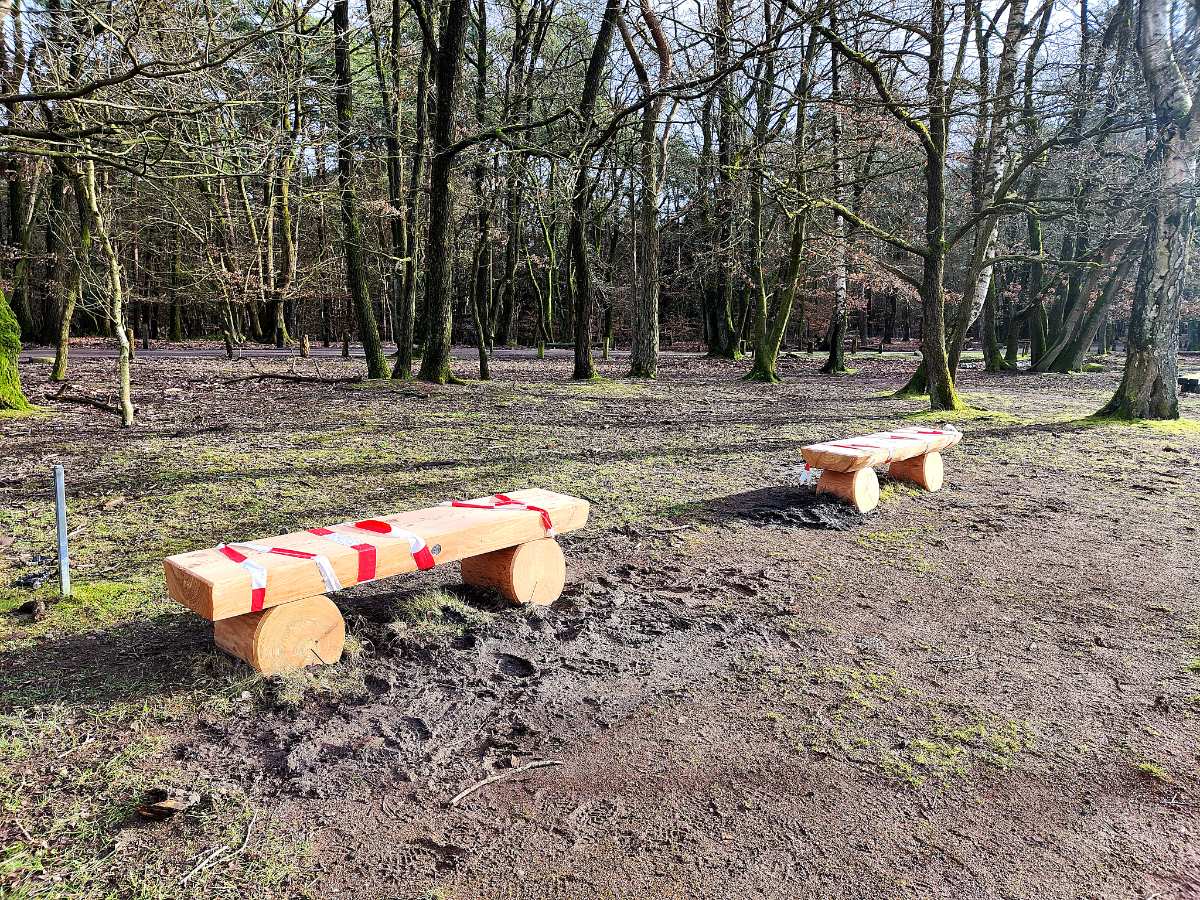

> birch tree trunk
[79,160,134,426]
[945,0,1028,375]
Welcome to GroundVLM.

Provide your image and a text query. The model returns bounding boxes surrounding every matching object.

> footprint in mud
[495,653,537,678]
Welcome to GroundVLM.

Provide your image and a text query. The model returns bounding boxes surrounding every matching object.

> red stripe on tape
[354,543,377,581]
[250,586,266,612]
[353,519,392,534]
[412,545,436,570]
[267,547,316,560]
[218,545,248,564]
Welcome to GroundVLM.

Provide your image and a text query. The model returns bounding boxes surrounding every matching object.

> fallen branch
[220,373,363,385]
[45,386,124,415]
[448,759,563,808]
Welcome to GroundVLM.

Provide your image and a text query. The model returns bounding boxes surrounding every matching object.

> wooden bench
[801,425,962,513]
[164,489,589,675]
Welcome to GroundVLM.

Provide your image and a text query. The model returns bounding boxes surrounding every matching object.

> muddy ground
[2,347,1199,900]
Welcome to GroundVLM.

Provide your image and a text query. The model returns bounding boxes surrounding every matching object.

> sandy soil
[2,348,1198,899]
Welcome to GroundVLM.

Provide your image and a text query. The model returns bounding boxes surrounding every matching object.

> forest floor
[2,346,1199,900]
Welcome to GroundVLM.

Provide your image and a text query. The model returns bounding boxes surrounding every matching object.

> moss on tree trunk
[0,290,31,412]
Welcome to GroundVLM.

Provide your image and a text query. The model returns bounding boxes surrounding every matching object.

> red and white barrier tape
[306,527,379,581]
[444,493,556,537]
[216,544,269,612]
[341,520,436,570]
[235,541,342,591]
[218,495,560,608]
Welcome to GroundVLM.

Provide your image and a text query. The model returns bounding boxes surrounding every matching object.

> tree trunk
[0,288,30,411]
[569,0,623,381]
[419,0,471,384]
[334,0,388,379]
[917,0,962,411]
[393,43,429,379]
[708,0,740,359]
[469,0,491,380]
[1100,0,1195,419]
[628,102,662,378]
[623,2,672,379]
[822,18,848,376]
[79,160,134,426]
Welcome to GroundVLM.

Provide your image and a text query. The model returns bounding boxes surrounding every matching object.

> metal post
[53,465,71,597]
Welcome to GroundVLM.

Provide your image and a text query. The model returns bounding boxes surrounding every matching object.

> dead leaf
[136,789,203,821]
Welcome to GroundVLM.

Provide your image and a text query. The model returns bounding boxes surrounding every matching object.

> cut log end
[816,467,880,513]
[460,538,566,606]
[889,451,944,491]
[213,594,345,675]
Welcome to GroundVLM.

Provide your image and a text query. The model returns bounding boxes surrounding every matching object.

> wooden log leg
[888,451,944,491]
[815,467,880,513]
[460,538,566,606]
[213,594,345,675]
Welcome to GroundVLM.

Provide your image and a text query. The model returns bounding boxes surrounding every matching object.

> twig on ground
[448,759,563,807]
[181,845,228,884]
[180,809,256,885]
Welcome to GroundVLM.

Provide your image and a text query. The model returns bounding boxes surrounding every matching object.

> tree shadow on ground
[0,609,222,711]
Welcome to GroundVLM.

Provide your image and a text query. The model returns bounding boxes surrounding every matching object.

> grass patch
[903,406,1023,425]
[0,579,161,648]
[1077,415,1200,436]
[747,652,1036,788]
[386,588,493,645]
[1133,761,1171,782]
[0,406,47,421]
[857,528,922,549]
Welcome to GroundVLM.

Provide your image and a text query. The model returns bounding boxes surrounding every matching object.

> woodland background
[0,0,1196,420]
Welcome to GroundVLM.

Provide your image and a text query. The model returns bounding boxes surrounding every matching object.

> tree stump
[888,451,944,491]
[213,594,345,675]
[461,538,566,605]
[816,467,880,513]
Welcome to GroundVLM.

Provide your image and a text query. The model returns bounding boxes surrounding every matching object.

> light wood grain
[816,467,880,513]
[888,451,944,491]
[801,425,962,473]
[213,594,344,674]
[166,489,589,620]
[461,538,567,605]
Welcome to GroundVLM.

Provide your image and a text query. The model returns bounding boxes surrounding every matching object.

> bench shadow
[0,574,511,712]
[671,484,869,531]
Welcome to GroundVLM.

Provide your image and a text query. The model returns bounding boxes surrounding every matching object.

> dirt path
[2,350,1198,899]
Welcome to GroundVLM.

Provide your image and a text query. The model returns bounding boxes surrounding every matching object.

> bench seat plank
[165,489,589,621]
[801,426,962,473]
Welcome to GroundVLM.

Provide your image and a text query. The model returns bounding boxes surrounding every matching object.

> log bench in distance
[801,426,962,513]
[164,489,589,675]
